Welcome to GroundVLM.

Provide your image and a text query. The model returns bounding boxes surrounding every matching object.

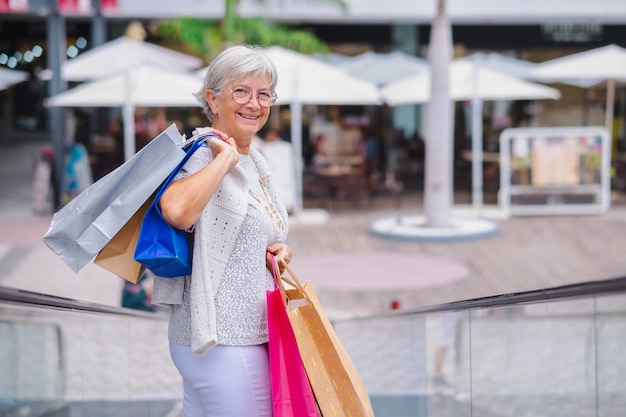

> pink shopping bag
[267,255,319,417]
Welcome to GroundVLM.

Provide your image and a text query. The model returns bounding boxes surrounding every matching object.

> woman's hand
[206,128,239,170]
[160,128,237,230]
[206,127,234,146]
[266,243,292,274]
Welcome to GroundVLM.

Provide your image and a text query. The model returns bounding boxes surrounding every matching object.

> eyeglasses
[227,86,278,107]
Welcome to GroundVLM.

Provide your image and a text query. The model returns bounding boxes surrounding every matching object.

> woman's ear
[205,89,218,114]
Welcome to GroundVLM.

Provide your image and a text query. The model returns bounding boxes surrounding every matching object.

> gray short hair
[194,45,278,124]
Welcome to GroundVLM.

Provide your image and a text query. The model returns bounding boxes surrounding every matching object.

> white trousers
[169,343,273,417]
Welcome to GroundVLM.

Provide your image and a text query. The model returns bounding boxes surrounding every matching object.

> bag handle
[275,257,312,303]
[151,133,217,205]
[269,253,291,308]
[270,254,312,304]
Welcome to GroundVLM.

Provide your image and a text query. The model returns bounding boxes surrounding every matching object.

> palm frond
[235,18,328,54]
[273,26,329,54]
[156,16,330,60]
[154,18,218,57]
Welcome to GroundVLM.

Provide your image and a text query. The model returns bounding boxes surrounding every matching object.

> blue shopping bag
[134,134,216,277]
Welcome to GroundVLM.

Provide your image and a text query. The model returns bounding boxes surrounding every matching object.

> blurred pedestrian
[431,310,464,395]
[260,127,297,213]
[121,271,157,312]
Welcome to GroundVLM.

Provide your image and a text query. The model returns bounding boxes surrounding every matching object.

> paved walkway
[288,193,626,314]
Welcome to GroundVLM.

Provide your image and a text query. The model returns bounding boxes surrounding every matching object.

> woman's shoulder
[181,142,213,175]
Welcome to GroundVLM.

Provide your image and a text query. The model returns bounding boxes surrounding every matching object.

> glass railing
[0,287,182,417]
[1,277,625,417]
[332,277,626,417]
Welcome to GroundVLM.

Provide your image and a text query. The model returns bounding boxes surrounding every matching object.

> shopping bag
[134,134,215,277]
[267,255,319,417]
[43,123,185,273]
[93,197,151,283]
[277,260,375,417]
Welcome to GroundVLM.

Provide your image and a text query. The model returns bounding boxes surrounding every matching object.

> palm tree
[423,0,453,227]
[155,0,346,59]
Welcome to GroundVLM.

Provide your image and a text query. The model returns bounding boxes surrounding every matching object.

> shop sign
[541,22,603,43]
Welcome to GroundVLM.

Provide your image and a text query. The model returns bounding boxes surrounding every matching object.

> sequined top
[168,154,282,346]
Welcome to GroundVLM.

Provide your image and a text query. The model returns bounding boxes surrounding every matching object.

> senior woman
[152,45,292,417]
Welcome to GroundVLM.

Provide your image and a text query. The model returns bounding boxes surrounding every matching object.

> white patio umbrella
[0,67,29,90]
[264,46,382,106]
[381,60,561,208]
[382,60,561,105]
[459,52,536,79]
[57,36,203,82]
[461,51,599,86]
[531,44,626,138]
[46,65,201,160]
[331,50,428,87]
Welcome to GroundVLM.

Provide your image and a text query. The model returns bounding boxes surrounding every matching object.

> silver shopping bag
[43,123,186,273]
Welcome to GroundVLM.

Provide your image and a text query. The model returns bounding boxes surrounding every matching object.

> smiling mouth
[239,112,260,120]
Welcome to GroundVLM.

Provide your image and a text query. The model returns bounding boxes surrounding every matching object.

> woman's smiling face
[207,73,272,149]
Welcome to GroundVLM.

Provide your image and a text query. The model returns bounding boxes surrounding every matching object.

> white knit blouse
[152,145,289,356]
[167,155,283,346]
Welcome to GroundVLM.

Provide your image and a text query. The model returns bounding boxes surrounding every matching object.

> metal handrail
[2,276,625,323]
[0,285,166,320]
[332,275,626,322]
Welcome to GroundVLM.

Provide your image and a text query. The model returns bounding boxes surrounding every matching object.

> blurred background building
[1,0,625,206]
[2,0,625,138]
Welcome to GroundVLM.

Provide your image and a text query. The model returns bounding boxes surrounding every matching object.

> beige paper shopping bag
[94,199,151,283]
[279,261,375,417]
